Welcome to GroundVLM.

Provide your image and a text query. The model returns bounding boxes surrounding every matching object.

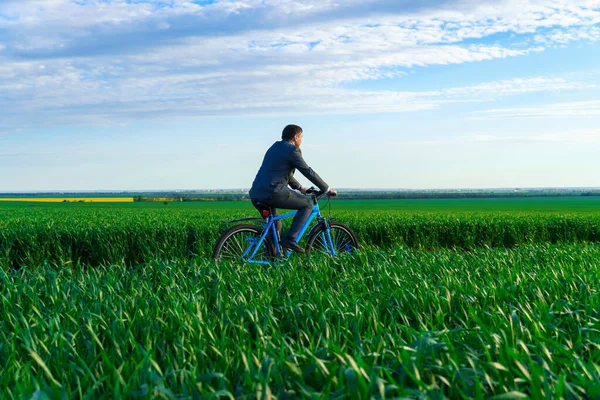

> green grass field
[1,197,599,268]
[1,197,599,398]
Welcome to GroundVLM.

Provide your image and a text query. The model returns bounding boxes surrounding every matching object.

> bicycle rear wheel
[306,222,359,256]
[212,224,274,263]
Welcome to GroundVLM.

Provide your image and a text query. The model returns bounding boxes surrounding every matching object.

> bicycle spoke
[334,230,352,253]
[222,233,246,258]
[309,225,356,256]
[335,232,351,253]
[215,228,272,262]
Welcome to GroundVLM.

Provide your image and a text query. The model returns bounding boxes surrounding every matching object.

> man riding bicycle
[249,124,337,253]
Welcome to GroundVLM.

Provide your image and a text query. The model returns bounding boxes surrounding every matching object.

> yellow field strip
[0,198,134,203]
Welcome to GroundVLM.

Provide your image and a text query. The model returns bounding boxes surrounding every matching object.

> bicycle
[212,188,359,264]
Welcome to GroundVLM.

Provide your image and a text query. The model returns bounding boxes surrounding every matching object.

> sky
[1,0,600,192]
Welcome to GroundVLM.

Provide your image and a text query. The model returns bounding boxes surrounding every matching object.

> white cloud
[437,77,595,98]
[387,128,600,146]
[461,130,600,143]
[2,0,600,50]
[0,0,599,131]
[544,25,600,43]
[0,60,591,131]
[474,100,600,118]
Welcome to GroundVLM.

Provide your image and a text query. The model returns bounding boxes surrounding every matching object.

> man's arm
[290,148,329,193]
[289,175,302,191]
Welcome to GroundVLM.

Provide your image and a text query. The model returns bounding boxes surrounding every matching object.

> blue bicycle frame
[243,202,336,265]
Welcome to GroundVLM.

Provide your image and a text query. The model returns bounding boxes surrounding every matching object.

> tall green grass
[1,203,600,268]
[1,243,599,398]
[0,207,227,269]
[345,212,600,249]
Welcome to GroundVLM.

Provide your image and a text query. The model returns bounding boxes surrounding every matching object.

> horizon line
[1,186,600,194]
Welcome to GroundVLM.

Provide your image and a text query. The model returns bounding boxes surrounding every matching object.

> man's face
[294,132,303,147]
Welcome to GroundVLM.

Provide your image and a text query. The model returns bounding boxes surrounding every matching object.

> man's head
[282,124,303,147]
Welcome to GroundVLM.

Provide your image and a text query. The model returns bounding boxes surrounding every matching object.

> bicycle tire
[212,224,275,262]
[305,222,359,256]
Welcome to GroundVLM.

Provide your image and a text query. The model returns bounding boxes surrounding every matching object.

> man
[249,124,337,253]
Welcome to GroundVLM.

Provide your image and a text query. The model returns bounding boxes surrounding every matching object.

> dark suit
[249,140,329,241]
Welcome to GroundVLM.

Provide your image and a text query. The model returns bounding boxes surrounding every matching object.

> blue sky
[1,0,599,191]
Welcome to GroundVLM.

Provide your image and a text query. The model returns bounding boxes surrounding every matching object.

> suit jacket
[249,140,328,201]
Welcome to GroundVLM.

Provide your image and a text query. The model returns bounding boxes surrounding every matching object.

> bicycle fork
[317,217,337,257]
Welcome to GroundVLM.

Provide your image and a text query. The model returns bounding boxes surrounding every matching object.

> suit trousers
[252,189,312,242]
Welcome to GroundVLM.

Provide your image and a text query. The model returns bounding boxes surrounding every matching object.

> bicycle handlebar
[306,187,336,198]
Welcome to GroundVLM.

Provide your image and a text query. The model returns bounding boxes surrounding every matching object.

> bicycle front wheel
[212,224,274,263]
[306,222,359,256]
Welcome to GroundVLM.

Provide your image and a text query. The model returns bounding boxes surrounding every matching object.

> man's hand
[299,187,308,194]
[327,188,338,197]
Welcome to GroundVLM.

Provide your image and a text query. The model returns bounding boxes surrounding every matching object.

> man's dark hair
[282,124,302,141]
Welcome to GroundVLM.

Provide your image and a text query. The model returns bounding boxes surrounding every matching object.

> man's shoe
[281,238,305,253]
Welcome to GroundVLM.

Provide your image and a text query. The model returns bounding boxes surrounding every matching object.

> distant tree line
[338,191,600,200]
[131,191,600,202]
[134,195,249,202]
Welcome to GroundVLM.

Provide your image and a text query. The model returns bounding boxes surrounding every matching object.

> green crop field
[1,198,599,268]
[1,197,599,398]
